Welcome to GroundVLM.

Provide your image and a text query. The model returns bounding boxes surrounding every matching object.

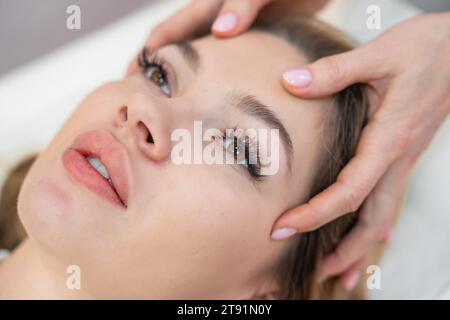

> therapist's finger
[126,0,222,75]
[270,119,408,239]
[318,157,411,281]
[148,0,222,50]
[337,257,366,292]
[281,43,387,98]
[319,221,376,282]
[212,0,273,37]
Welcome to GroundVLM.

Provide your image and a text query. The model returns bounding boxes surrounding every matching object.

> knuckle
[341,181,366,213]
[391,128,411,152]
[347,191,362,212]
[331,251,347,271]
[360,219,381,243]
[303,202,323,230]
[320,56,345,84]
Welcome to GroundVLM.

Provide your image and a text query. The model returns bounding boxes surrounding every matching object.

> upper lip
[71,130,131,207]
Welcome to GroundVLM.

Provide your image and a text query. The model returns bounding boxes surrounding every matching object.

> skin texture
[0,31,332,299]
[143,0,450,289]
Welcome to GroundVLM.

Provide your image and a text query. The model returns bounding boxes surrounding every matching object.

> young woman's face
[18,31,330,298]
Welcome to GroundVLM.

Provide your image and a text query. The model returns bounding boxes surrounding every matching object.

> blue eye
[138,48,172,97]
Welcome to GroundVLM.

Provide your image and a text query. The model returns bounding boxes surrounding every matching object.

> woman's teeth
[86,156,113,185]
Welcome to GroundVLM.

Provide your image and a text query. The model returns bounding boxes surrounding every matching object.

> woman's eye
[138,48,172,97]
[145,65,171,97]
[225,137,245,163]
[224,136,262,179]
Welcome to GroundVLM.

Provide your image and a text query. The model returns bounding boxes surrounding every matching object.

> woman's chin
[17,159,109,255]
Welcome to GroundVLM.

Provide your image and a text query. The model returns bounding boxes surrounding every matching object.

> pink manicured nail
[344,272,360,291]
[212,12,238,33]
[271,227,297,241]
[283,68,312,88]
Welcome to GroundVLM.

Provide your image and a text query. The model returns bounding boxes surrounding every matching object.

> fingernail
[343,272,360,291]
[212,12,238,33]
[271,227,297,241]
[283,68,312,88]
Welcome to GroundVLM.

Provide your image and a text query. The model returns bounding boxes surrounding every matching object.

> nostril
[137,121,154,144]
[146,131,154,144]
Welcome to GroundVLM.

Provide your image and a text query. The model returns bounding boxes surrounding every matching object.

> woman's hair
[252,12,369,299]
[0,12,368,299]
[0,155,33,250]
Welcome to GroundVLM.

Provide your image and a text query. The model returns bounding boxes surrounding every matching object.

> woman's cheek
[137,164,265,246]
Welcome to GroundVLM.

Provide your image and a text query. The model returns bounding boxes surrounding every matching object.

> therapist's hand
[126,0,328,74]
[134,0,450,290]
[272,11,450,289]
[148,0,327,47]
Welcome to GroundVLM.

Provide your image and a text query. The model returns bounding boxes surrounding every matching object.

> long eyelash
[221,129,263,181]
[138,47,165,69]
[243,135,263,180]
[139,48,261,180]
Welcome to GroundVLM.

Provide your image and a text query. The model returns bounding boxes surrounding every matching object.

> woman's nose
[114,93,172,163]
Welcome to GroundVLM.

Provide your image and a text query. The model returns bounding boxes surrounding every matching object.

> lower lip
[62,148,125,208]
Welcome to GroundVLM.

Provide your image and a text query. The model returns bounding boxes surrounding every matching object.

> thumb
[212,0,273,37]
[282,45,379,98]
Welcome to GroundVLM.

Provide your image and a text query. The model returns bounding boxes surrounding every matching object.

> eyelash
[138,47,172,97]
[218,129,263,181]
[139,48,263,182]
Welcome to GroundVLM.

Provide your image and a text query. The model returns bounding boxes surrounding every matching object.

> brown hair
[0,13,368,299]
[252,13,368,299]
[0,155,34,250]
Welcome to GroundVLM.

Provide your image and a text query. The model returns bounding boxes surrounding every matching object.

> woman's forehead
[193,31,306,86]
[189,32,330,185]
[189,32,316,121]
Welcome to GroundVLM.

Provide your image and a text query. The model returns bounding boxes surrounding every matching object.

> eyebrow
[228,91,294,172]
[172,42,293,172]
[174,41,200,72]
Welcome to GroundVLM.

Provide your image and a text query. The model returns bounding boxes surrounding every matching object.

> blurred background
[0,0,449,299]
[0,0,449,76]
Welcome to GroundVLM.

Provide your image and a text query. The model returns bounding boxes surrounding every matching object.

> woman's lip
[62,130,131,209]
[62,148,125,208]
